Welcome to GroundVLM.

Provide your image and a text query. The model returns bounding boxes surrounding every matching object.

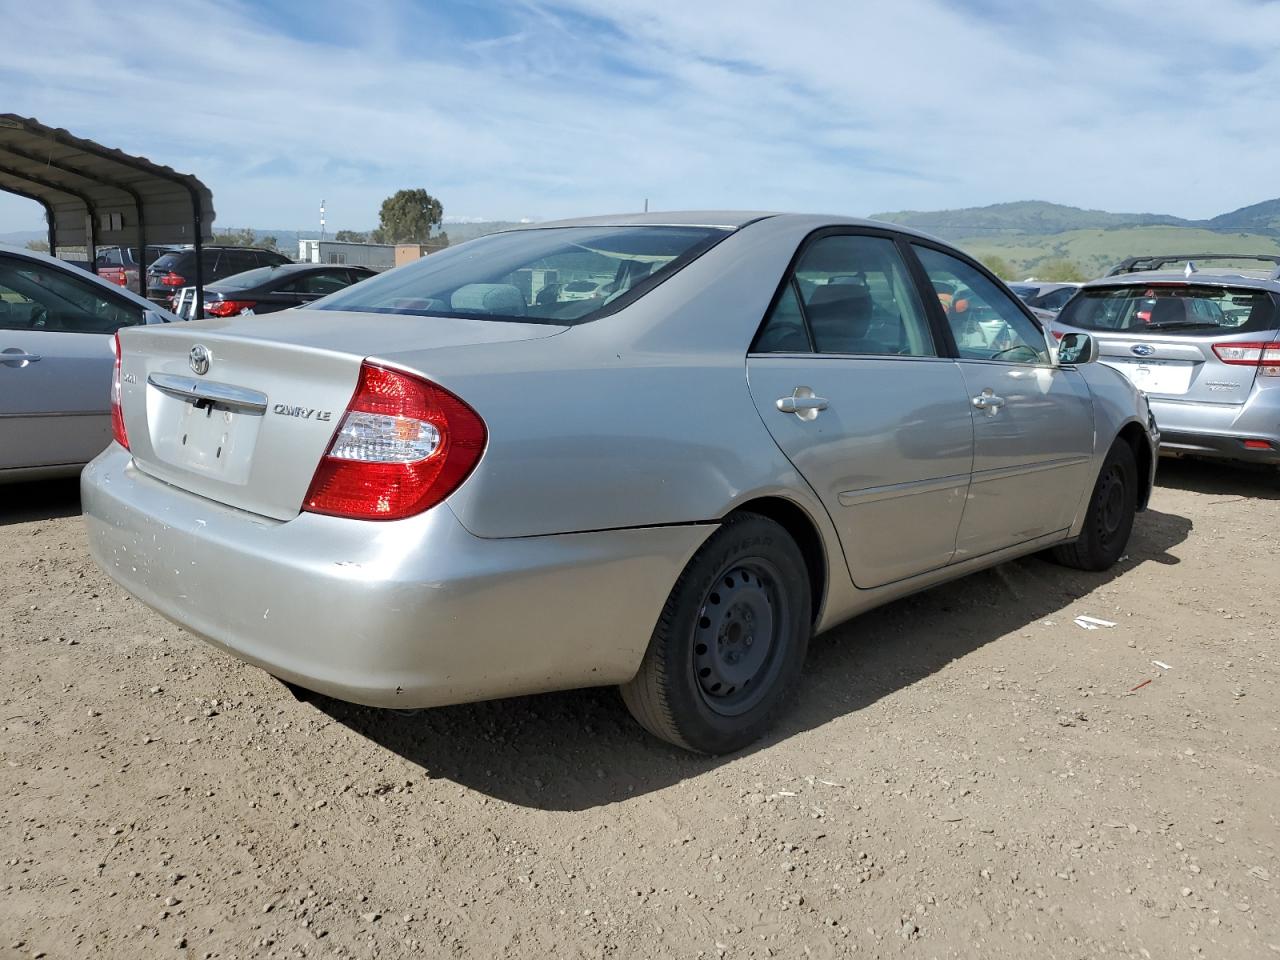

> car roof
[1082,269,1280,294]
[0,242,182,318]
[509,210,946,243]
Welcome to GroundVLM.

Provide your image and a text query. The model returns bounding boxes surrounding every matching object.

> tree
[981,254,1014,279]
[334,229,367,243]
[376,189,444,244]
[1035,258,1087,282]
[25,239,49,253]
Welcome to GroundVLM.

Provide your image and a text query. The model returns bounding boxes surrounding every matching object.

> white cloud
[1,0,1278,231]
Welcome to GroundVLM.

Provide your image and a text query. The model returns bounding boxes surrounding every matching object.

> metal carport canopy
[0,113,214,311]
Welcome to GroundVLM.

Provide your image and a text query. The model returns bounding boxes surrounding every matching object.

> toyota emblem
[189,344,211,375]
[1131,344,1156,357]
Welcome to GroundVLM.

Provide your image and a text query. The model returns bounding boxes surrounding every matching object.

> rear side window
[151,253,182,271]
[754,234,935,356]
[1058,286,1277,335]
[312,225,729,325]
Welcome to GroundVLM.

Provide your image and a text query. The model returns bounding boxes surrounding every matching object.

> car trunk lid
[115,310,565,520]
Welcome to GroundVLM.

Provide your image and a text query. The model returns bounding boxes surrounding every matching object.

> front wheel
[620,513,811,754]
[1048,439,1137,571]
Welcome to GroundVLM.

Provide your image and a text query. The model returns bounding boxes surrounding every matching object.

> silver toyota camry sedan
[82,213,1158,754]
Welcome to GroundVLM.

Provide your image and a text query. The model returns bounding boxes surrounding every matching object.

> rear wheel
[620,513,811,754]
[1049,439,1137,571]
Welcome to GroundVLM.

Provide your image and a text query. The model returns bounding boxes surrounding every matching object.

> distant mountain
[870,198,1280,242]
[0,229,44,247]
[1207,198,1280,234]
[870,201,1191,239]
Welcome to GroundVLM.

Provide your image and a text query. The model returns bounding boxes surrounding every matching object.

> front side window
[1057,285,1276,335]
[914,245,1048,364]
[754,234,935,356]
[0,257,144,333]
[313,225,729,325]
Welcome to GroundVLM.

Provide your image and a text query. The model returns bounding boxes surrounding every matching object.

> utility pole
[644,198,649,213]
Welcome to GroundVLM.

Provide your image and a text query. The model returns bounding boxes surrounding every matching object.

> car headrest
[450,283,526,316]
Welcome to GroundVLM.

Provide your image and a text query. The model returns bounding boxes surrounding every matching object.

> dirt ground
[1,459,1277,960]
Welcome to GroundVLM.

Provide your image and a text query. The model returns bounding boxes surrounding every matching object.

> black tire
[1049,439,1138,571]
[620,513,811,754]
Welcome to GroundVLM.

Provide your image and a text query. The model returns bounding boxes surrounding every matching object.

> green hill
[867,197,1280,280]
[958,225,1280,281]
[870,200,1190,239]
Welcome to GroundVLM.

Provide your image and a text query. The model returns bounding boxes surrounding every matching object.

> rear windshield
[311,225,730,324]
[1058,285,1277,336]
[150,252,184,271]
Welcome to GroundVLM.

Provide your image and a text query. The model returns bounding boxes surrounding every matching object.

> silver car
[81,213,1158,753]
[1050,262,1280,468]
[0,245,182,481]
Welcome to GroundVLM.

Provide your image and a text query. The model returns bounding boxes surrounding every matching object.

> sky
[2,0,1280,233]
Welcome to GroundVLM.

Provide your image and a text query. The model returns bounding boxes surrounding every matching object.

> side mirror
[1056,331,1098,365]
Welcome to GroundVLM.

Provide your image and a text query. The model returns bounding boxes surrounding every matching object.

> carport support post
[192,207,204,320]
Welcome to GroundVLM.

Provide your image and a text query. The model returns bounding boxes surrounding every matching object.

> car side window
[913,245,1048,364]
[0,257,144,334]
[754,234,936,357]
[283,271,350,295]
[1038,287,1075,311]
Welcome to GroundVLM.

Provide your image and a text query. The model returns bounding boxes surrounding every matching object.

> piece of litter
[1074,616,1117,629]
[1248,866,1272,883]
[1129,678,1153,692]
[777,790,798,797]
[1152,660,1172,671]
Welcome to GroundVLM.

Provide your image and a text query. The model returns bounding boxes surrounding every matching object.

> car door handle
[971,390,1005,411]
[0,349,42,367]
[776,387,829,420]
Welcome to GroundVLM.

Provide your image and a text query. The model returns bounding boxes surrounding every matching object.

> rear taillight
[110,332,129,450]
[302,363,486,521]
[99,267,128,286]
[205,299,257,317]
[1051,329,1065,341]
[1213,341,1280,375]
[160,271,186,287]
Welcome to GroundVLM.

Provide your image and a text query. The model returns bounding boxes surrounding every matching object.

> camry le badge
[1131,344,1156,357]
[189,344,211,375]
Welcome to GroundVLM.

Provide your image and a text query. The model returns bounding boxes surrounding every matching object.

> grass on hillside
[956,225,1280,281]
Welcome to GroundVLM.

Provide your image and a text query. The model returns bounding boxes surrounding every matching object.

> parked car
[95,245,180,295]
[1050,259,1280,468]
[1007,280,1082,313]
[145,246,291,306]
[557,278,611,302]
[171,263,377,319]
[82,213,1157,753]
[0,244,182,481]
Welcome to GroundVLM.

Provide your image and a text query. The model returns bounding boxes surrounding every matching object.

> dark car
[185,263,377,318]
[145,246,292,305]
[95,245,180,295]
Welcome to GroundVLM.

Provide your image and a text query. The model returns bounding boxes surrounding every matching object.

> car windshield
[1058,285,1277,335]
[1007,284,1038,299]
[211,266,284,291]
[311,225,730,324]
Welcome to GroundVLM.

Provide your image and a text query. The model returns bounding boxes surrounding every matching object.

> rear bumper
[1149,396,1280,465]
[82,446,711,708]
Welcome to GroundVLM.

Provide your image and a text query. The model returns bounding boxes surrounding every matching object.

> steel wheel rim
[692,558,789,717]
[1096,464,1127,545]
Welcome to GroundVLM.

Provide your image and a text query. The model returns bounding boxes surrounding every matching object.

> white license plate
[1102,358,1194,395]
